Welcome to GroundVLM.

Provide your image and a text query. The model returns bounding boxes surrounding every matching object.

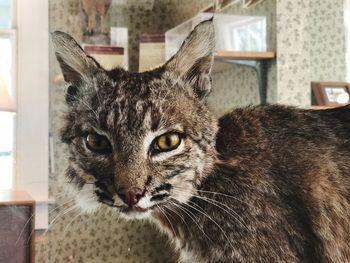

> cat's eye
[154,132,182,152]
[85,133,112,154]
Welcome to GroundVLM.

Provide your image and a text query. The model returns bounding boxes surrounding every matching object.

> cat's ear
[51,31,100,86]
[165,20,215,99]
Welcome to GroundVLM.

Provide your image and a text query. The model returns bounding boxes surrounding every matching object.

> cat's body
[52,20,350,263]
[157,105,350,262]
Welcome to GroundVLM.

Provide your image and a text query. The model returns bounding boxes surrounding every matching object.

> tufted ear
[165,20,215,99]
[51,31,100,87]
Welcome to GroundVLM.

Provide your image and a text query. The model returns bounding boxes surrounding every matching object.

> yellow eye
[85,133,111,153]
[156,133,181,151]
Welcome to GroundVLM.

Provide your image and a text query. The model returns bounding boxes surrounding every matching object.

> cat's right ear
[51,31,100,87]
[165,20,215,100]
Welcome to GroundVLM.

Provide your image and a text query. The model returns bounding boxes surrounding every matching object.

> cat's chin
[117,207,152,220]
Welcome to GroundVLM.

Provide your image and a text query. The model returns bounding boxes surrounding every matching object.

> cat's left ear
[165,20,215,99]
[51,31,100,87]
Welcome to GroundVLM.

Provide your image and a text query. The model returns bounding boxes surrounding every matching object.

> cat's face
[52,21,218,219]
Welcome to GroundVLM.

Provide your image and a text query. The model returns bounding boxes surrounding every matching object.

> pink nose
[117,187,143,206]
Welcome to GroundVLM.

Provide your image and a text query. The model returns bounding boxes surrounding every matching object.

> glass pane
[0,0,11,28]
[0,37,13,97]
[0,111,14,190]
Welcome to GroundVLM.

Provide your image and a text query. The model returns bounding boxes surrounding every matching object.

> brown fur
[52,21,350,262]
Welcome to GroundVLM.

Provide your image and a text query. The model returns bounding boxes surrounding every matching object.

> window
[0,0,16,190]
[227,16,266,52]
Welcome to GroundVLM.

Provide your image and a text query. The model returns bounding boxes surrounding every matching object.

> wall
[276,0,311,106]
[276,0,346,107]
[309,0,346,81]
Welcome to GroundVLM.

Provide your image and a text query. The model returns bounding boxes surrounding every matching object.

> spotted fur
[52,21,350,262]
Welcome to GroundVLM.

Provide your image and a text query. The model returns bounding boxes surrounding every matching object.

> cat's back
[216,105,350,262]
[216,104,350,194]
[217,104,350,157]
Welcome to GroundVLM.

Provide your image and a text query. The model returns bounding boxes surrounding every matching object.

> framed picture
[312,82,350,106]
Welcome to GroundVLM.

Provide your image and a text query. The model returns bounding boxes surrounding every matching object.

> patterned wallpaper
[43,0,347,262]
[276,0,346,107]
[276,0,311,107]
[309,0,346,81]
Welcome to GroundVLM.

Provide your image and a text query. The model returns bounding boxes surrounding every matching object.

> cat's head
[52,20,218,219]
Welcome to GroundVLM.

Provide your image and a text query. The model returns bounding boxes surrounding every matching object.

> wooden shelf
[310,105,349,110]
[311,106,332,110]
[215,51,275,60]
[213,51,276,105]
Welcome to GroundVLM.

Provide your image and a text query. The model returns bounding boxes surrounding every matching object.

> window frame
[0,0,17,189]
[15,0,49,229]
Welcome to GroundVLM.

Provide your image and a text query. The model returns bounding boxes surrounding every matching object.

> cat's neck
[151,162,244,248]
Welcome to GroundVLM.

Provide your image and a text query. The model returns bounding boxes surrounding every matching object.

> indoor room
[1,0,350,262]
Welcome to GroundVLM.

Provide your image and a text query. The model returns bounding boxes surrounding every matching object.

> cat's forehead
[110,69,178,99]
[82,70,188,135]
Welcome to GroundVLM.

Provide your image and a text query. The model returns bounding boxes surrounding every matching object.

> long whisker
[173,189,249,231]
[182,201,235,250]
[165,201,190,233]
[62,210,83,237]
[173,185,254,209]
[199,196,249,230]
[169,199,214,245]
[41,204,78,241]
[57,197,96,232]
[15,212,35,245]
[49,198,75,215]
[157,205,177,236]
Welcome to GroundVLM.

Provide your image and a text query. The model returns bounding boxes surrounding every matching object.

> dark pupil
[165,135,172,147]
[92,136,104,148]
[87,134,109,151]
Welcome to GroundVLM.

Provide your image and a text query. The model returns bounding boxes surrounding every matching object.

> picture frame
[311,82,350,107]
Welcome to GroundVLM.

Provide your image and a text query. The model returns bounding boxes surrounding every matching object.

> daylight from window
[0,0,15,189]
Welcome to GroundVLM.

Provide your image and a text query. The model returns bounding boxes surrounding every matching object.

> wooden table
[0,190,35,263]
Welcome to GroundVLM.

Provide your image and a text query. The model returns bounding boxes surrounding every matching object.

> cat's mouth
[95,190,153,215]
[92,184,172,219]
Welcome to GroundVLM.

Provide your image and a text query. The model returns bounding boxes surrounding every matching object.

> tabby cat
[52,21,350,262]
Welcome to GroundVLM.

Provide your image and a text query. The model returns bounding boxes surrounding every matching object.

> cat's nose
[117,187,143,206]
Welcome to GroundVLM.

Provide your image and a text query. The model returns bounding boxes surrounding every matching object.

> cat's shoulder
[215,105,288,155]
[216,104,350,144]
[217,104,296,128]
[219,104,350,125]
[310,104,350,119]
